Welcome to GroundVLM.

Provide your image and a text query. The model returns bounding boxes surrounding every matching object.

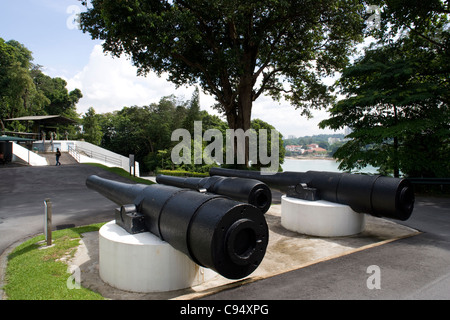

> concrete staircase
[41,152,79,166]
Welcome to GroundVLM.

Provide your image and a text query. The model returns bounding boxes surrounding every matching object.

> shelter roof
[0,135,35,142]
[5,115,78,125]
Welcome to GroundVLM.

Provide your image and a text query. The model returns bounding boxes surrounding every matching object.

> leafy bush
[156,169,209,177]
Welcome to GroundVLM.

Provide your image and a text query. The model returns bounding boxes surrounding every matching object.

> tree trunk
[392,105,400,178]
[393,136,400,178]
[224,72,254,167]
[222,43,257,167]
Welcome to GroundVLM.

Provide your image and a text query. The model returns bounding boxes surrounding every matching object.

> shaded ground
[65,205,418,300]
[1,163,449,300]
[0,164,132,255]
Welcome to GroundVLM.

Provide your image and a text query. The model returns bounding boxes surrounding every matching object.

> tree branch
[253,67,285,101]
[171,52,225,105]
[407,26,447,51]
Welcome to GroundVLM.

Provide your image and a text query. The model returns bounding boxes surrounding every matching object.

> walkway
[40,152,79,166]
[0,164,133,255]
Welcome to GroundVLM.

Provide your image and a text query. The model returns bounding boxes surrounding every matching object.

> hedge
[156,169,209,178]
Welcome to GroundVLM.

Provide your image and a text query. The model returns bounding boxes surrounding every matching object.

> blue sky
[0,0,341,137]
[0,0,101,78]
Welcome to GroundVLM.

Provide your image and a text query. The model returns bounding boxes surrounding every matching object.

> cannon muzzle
[155,175,272,214]
[86,175,268,279]
[209,168,415,221]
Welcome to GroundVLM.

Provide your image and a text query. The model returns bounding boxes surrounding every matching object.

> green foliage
[182,87,202,135]
[81,107,103,145]
[33,70,82,119]
[250,118,285,171]
[97,95,191,173]
[156,169,209,178]
[368,0,449,51]
[88,89,284,173]
[320,8,449,178]
[79,0,365,140]
[0,37,83,137]
[0,39,46,120]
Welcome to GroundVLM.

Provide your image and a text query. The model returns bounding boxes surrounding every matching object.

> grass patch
[84,163,155,185]
[3,224,106,300]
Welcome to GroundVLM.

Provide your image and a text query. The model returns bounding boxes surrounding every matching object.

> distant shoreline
[285,156,336,161]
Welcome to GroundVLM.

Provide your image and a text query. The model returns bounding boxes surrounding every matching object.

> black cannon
[156,175,272,214]
[209,168,415,221]
[86,175,269,279]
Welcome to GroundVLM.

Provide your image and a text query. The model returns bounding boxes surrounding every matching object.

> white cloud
[251,94,340,138]
[67,44,340,137]
[67,44,197,114]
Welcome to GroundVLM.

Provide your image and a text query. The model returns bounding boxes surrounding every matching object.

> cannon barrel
[209,168,415,221]
[86,175,269,279]
[155,175,272,214]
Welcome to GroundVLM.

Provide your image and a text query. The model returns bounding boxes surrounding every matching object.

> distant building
[285,145,305,153]
[286,143,329,155]
[305,144,327,154]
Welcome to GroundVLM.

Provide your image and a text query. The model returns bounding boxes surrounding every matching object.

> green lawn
[2,164,154,300]
[84,163,155,185]
[3,224,106,300]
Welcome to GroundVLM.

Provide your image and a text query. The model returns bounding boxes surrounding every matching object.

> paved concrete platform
[204,195,450,300]
[0,164,135,255]
[64,206,418,300]
[0,163,449,300]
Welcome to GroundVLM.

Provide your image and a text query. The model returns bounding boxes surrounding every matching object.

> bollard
[44,199,52,246]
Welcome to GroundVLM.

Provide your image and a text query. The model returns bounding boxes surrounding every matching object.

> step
[41,152,79,165]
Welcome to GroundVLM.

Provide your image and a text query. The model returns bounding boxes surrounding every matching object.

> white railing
[23,140,140,176]
[66,141,140,176]
[74,145,122,167]
[68,145,80,163]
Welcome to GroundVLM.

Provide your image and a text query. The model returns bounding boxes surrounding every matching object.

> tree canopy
[79,0,366,166]
[320,1,449,178]
[0,38,83,136]
[0,38,47,121]
[82,91,284,173]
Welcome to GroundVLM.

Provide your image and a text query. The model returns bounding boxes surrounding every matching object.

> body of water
[281,158,379,174]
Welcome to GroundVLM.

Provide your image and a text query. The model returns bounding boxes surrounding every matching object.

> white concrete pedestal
[281,196,365,237]
[99,221,216,293]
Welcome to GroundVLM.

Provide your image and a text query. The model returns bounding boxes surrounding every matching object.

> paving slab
[67,205,419,300]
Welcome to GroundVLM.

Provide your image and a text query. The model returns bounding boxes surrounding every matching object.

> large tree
[32,70,82,119]
[1,38,83,136]
[320,21,449,177]
[79,0,366,163]
[0,39,49,121]
[370,0,449,50]
[82,107,103,144]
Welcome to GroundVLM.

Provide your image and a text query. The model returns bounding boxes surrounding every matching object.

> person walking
[55,148,62,166]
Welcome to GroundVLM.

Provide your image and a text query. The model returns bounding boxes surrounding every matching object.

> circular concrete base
[99,221,216,293]
[281,196,365,237]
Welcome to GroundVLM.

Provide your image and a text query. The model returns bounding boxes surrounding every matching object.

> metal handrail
[68,146,80,163]
[74,145,122,166]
